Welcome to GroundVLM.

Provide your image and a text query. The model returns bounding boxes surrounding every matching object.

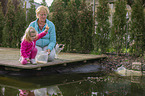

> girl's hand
[45,24,49,32]
[25,58,30,62]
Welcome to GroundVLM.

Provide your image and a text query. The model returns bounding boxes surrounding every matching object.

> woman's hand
[46,49,51,55]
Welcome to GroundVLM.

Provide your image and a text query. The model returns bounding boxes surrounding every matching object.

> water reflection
[0,72,145,96]
[19,89,34,96]
[19,86,62,96]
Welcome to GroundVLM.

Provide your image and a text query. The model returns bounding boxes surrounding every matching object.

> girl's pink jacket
[20,31,48,58]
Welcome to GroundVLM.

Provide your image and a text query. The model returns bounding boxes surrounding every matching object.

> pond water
[0,65,145,96]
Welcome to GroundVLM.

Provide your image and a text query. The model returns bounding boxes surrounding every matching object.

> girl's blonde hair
[36,5,49,18]
[21,27,37,42]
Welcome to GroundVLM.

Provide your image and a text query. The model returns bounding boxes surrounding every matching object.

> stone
[132,62,142,71]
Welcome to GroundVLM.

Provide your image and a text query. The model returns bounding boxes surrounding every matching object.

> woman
[29,5,56,62]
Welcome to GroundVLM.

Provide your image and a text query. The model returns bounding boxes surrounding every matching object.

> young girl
[20,26,49,65]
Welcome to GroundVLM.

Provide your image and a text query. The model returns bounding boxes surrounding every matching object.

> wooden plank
[0,47,106,69]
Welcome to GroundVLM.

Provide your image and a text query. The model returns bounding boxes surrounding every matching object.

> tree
[0,0,8,15]
[11,1,27,48]
[111,0,127,55]
[127,0,145,7]
[51,0,78,52]
[50,0,69,12]
[41,0,47,6]
[75,0,81,9]
[77,1,94,53]
[62,0,81,9]
[50,0,65,43]
[12,0,20,11]
[50,0,94,53]
[0,2,5,46]
[27,0,36,26]
[130,0,144,56]
[95,0,110,54]
[63,0,79,52]
[2,0,15,47]
[62,0,70,8]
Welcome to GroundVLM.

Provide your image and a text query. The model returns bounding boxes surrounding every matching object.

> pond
[0,64,145,96]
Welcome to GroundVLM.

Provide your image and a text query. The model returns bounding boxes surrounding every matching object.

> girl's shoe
[30,59,37,64]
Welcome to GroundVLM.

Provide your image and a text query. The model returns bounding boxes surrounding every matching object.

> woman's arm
[47,22,56,51]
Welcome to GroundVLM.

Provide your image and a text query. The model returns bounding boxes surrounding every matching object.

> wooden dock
[0,47,106,70]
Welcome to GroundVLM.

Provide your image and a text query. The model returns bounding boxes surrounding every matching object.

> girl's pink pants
[21,48,37,65]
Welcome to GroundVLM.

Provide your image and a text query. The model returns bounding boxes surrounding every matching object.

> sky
[34,0,54,7]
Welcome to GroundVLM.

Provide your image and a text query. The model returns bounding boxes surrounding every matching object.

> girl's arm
[36,25,49,40]
[20,41,29,59]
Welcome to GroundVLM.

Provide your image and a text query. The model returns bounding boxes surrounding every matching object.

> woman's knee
[48,49,55,61]
[48,54,55,61]
[36,46,42,53]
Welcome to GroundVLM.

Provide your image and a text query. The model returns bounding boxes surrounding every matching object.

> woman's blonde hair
[36,5,49,18]
[21,27,37,42]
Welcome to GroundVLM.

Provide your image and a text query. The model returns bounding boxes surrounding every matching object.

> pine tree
[50,0,65,44]
[2,0,15,47]
[50,0,67,12]
[0,2,5,46]
[41,0,47,6]
[64,0,79,52]
[95,0,110,54]
[11,1,27,48]
[0,0,8,15]
[50,0,94,53]
[27,0,36,26]
[130,0,144,56]
[111,0,127,54]
[62,0,70,8]
[77,1,94,53]
[75,0,81,9]
[51,0,74,52]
